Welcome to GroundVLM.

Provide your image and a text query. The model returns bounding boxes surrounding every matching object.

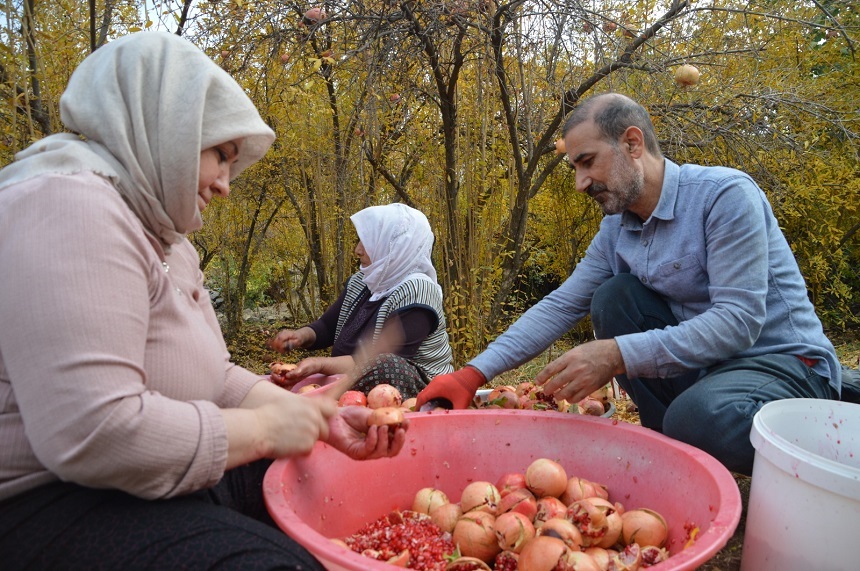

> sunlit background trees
[2,0,857,362]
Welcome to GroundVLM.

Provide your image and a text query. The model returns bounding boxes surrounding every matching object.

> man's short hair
[562,93,662,156]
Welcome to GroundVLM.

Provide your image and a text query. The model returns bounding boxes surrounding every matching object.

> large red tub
[264,409,741,570]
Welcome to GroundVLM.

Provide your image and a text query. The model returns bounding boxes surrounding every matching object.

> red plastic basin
[264,409,741,570]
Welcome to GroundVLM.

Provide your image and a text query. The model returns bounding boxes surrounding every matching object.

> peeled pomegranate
[367,383,402,409]
[587,497,623,549]
[413,487,449,515]
[494,550,519,571]
[460,481,501,514]
[297,384,321,394]
[453,512,500,563]
[445,557,492,570]
[608,543,642,571]
[583,546,611,569]
[567,498,609,547]
[493,511,535,553]
[640,545,670,566]
[621,508,668,547]
[525,458,567,498]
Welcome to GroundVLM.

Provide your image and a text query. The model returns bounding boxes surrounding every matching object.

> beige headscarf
[351,203,440,301]
[0,32,275,249]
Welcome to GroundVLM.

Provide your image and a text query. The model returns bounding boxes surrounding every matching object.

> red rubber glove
[415,366,487,410]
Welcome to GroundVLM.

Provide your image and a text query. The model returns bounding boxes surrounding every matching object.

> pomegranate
[494,550,519,571]
[413,487,450,515]
[583,546,611,569]
[514,381,535,397]
[460,481,501,514]
[485,387,520,409]
[517,535,570,571]
[497,487,538,520]
[402,397,418,411]
[496,472,527,496]
[587,497,623,549]
[536,517,583,551]
[590,385,612,405]
[430,502,462,534]
[279,53,290,63]
[453,512,500,563]
[390,93,401,103]
[560,476,609,505]
[533,496,567,528]
[367,406,405,427]
[297,383,320,394]
[493,511,535,553]
[608,543,642,571]
[640,545,670,566]
[620,508,668,548]
[562,551,602,571]
[367,383,403,408]
[554,139,567,155]
[567,498,609,547]
[302,6,326,24]
[338,390,367,407]
[578,396,605,416]
[525,458,567,498]
[674,64,700,87]
[445,557,491,571]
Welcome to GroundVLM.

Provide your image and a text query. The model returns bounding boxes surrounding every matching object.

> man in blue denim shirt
[416,93,852,475]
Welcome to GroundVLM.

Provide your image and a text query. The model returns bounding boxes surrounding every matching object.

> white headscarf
[351,203,440,301]
[0,32,275,250]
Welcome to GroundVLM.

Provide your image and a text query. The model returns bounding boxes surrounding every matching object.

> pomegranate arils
[344,510,454,571]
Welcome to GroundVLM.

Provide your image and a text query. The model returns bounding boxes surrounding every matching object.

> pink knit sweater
[0,172,262,501]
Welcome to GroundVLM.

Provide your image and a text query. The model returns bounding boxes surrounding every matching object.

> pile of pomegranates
[337,457,672,570]
[476,382,613,418]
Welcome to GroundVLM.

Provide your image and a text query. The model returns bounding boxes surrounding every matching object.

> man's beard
[588,152,644,215]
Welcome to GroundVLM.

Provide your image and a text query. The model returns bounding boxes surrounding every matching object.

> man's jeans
[590,273,835,475]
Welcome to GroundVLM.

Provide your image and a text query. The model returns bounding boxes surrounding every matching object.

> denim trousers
[591,273,835,475]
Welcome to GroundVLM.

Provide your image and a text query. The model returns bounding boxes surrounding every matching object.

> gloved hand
[415,366,487,410]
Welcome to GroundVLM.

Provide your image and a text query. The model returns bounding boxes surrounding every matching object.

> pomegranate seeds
[344,510,455,571]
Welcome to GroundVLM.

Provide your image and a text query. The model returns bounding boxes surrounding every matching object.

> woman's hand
[223,382,337,469]
[268,327,316,353]
[284,355,356,382]
[323,405,409,460]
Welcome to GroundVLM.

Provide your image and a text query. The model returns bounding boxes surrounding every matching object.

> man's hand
[324,405,409,460]
[415,366,486,410]
[534,340,625,404]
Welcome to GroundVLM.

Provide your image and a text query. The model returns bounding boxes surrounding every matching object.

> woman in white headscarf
[0,32,406,570]
[270,203,454,398]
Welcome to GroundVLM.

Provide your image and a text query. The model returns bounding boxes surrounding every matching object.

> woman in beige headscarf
[0,32,406,569]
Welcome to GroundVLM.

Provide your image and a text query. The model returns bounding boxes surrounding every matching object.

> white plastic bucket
[741,398,860,571]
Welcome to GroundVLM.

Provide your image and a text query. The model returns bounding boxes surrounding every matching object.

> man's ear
[621,126,645,158]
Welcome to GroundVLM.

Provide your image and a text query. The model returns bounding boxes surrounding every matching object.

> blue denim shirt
[471,159,842,393]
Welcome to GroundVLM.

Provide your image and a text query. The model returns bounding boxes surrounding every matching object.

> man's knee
[663,389,756,475]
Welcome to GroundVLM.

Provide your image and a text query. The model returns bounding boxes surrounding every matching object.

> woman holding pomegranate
[0,32,407,570]
[269,202,454,398]
[417,92,855,476]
